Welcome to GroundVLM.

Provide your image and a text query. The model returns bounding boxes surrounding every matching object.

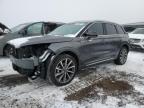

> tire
[47,54,78,86]
[4,45,12,57]
[115,47,128,65]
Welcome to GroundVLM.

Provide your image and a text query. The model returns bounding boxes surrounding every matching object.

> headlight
[20,44,51,58]
[32,44,51,57]
[20,46,33,58]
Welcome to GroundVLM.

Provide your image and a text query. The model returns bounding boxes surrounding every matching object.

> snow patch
[134,85,144,94]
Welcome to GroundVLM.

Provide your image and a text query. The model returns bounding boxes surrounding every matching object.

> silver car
[0,22,63,56]
[129,28,144,50]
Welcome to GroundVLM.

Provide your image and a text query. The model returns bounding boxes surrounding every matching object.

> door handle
[84,36,93,41]
[88,39,93,42]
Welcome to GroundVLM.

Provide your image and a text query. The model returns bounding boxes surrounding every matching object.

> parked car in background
[0,22,10,36]
[8,21,129,86]
[129,28,144,50]
[0,21,64,56]
[123,22,144,33]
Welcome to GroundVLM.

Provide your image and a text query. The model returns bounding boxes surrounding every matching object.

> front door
[79,23,107,66]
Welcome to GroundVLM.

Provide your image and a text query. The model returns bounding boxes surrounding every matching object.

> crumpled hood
[129,33,144,39]
[8,35,74,48]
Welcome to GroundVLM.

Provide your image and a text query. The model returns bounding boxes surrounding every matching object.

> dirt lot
[0,51,144,108]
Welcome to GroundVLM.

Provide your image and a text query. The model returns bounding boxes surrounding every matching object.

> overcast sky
[0,0,144,28]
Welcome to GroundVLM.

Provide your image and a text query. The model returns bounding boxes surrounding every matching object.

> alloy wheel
[54,58,76,84]
[119,48,128,64]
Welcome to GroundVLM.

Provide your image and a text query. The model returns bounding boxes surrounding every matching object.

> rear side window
[44,23,57,34]
[116,25,125,34]
[87,23,104,35]
[105,23,117,35]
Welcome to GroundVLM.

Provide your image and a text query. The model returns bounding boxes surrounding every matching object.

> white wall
[0,0,144,28]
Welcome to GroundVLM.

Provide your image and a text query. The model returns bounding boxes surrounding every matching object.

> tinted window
[116,25,124,34]
[44,23,57,34]
[27,23,43,36]
[105,23,117,35]
[87,23,103,35]
[124,26,135,33]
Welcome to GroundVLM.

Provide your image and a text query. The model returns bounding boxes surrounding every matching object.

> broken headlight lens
[19,44,51,58]
[32,45,50,57]
[20,46,33,58]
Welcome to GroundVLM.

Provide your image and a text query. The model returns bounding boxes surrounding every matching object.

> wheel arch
[45,50,80,85]
[121,44,130,52]
[3,44,9,56]
[57,51,80,68]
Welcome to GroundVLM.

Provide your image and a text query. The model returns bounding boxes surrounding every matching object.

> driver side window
[87,23,104,36]
[26,23,43,36]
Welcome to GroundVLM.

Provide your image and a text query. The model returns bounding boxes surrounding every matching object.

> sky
[0,0,144,28]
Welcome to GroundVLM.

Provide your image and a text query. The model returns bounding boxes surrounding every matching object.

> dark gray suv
[8,21,129,86]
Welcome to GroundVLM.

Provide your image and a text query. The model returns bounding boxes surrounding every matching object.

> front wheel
[47,54,78,86]
[115,47,128,65]
[4,45,12,57]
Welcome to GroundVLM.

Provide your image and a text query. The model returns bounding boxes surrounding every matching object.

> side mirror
[19,29,27,36]
[84,32,98,37]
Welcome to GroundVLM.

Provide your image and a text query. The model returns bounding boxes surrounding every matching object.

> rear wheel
[47,54,78,86]
[115,47,128,65]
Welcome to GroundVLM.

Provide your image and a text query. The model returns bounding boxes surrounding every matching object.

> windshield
[132,28,144,34]
[11,23,29,32]
[48,22,88,37]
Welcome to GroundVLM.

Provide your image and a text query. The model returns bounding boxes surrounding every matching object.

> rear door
[115,24,127,54]
[103,23,122,58]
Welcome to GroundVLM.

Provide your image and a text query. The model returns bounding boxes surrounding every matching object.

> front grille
[130,38,141,43]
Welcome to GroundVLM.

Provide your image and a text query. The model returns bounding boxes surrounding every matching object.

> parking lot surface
[0,51,144,108]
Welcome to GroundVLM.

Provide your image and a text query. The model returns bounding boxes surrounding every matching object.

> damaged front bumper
[10,50,51,78]
[10,56,39,70]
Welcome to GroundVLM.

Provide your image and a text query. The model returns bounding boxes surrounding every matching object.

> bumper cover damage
[10,50,51,79]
